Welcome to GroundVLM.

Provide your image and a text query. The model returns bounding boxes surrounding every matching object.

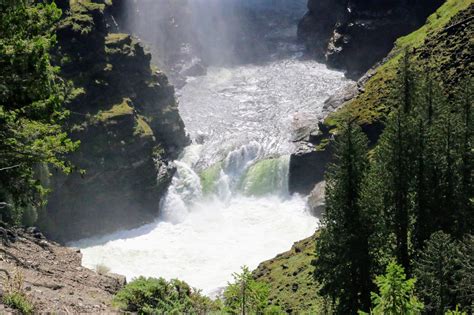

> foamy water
[71,10,352,295]
[71,194,316,295]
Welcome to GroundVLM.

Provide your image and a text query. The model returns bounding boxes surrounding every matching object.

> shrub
[3,292,34,315]
[113,276,220,314]
[2,269,34,314]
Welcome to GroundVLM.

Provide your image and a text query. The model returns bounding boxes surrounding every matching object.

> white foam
[71,195,318,295]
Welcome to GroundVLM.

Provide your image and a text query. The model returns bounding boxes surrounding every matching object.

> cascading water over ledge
[71,0,353,296]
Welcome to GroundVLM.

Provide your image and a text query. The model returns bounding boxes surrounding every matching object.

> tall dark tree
[414,231,473,314]
[371,54,418,273]
[414,231,458,314]
[313,121,372,314]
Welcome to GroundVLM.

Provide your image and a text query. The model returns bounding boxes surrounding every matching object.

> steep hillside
[290,0,473,194]
[298,0,444,76]
[253,233,328,314]
[327,0,473,131]
[0,227,124,313]
[38,0,189,242]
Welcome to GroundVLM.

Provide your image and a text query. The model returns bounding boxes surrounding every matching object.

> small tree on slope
[359,262,424,315]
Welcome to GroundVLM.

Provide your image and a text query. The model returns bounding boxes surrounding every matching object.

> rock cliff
[38,0,189,242]
[298,0,444,76]
[290,0,472,194]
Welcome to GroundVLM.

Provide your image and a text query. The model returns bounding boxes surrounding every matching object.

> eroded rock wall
[298,0,444,76]
[39,0,189,242]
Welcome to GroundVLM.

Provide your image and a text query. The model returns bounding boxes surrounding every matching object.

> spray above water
[72,0,353,295]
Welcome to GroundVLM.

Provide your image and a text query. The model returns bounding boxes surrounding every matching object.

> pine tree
[313,121,372,314]
[359,262,424,315]
[414,231,458,314]
[455,235,473,313]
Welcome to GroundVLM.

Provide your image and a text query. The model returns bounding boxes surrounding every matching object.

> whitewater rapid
[71,51,352,295]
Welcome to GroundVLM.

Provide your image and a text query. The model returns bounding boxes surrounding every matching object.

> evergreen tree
[313,121,372,314]
[359,262,424,315]
[0,0,77,224]
[374,53,418,272]
[414,232,473,314]
[455,235,473,313]
[413,231,458,314]
[223,266,277,315]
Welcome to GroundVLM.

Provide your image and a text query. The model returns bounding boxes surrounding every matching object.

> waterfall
[71,0,354,295]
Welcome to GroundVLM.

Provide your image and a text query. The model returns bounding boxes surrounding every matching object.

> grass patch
[96,98,134,121]
[2,269,34,314]
[134,115,154,138]
[253,233,331,313]
[3,292,34,314]
[325,0,472,132]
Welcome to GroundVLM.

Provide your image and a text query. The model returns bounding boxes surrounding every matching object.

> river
[70,1,352,296]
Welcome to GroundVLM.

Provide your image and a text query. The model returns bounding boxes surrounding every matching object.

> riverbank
[0,227,125,313]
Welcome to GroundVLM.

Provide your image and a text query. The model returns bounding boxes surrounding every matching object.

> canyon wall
[38,0,189,242]
[298,0,444,76]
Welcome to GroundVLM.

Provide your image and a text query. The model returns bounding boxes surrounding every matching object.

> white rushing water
[71,6,353,296]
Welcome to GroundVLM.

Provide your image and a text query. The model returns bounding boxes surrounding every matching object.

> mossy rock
[325,0,473,134]
[199,163,223,195]
[95,98,134,122]
[134,115,154,138]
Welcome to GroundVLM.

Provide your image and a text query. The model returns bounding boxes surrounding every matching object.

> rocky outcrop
[0,226,125,313]
[298,0,444,76]
[38,1,189,242]
[307,181,326,217]
[290,1,472,195]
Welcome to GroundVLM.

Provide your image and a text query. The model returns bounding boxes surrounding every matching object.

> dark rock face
[289,143,333,195]
[38,1,189,242]
[298,0,444,76]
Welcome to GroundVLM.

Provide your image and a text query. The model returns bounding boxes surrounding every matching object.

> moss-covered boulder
[39,0,189,242]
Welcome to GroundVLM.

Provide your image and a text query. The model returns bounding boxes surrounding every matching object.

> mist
[111,0,307,83]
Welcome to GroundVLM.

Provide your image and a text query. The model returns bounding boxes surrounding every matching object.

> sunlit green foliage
[223,266,281,314]
[113,276,221,314]
[0,0,78,224]
[359,262,424,315]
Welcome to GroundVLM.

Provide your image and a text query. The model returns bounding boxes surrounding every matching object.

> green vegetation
[0,0,78,225]
[414,233,473,314]
[325,0,472,133]
[200,163,223,195]
[3,292,34,315]
[313,121,373,313]
[113,277,221,314]
[64,0,106,34]
[2,270,34,314]
[223,266,281,314]
[135,116,154,138]
[312,55,473,314]
[359,262,424,315]
[253,234,331,313]
[95,98,134,122]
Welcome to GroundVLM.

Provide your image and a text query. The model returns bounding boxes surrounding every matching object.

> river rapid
[71,2,353,296]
